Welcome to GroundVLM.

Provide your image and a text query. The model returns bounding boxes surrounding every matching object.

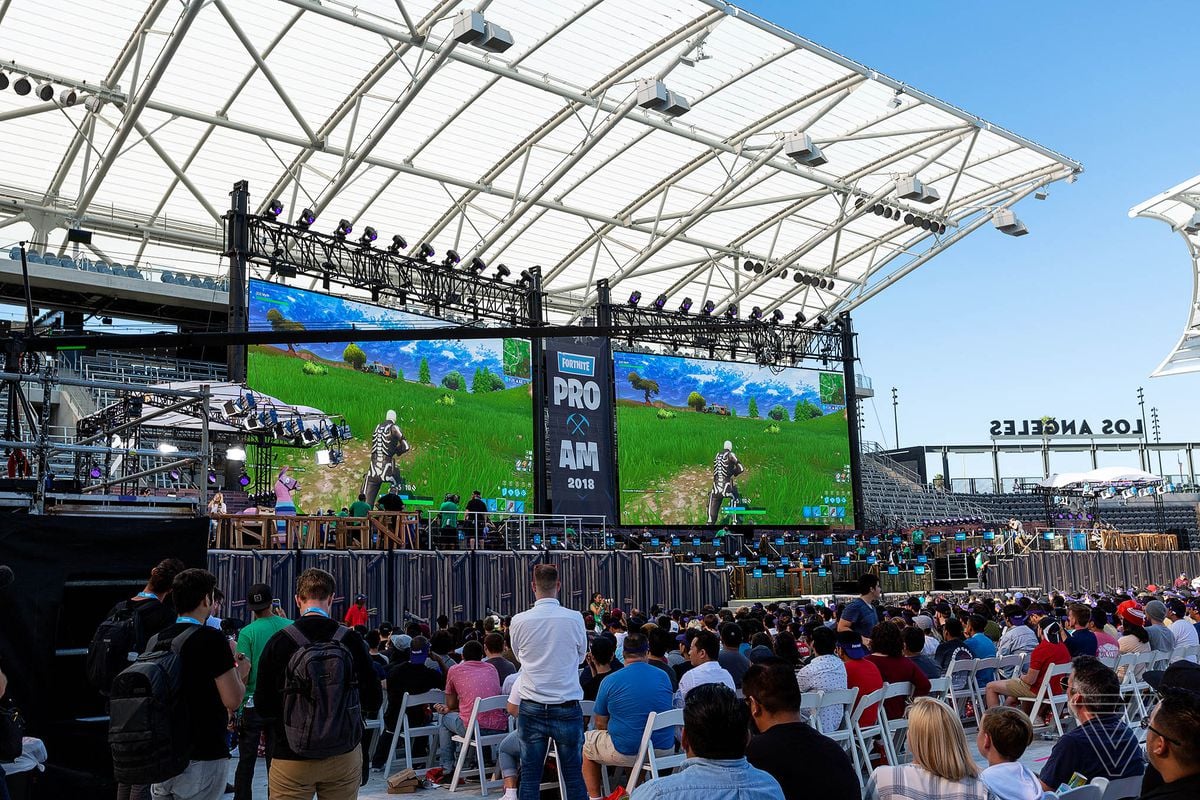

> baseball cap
[355,593,367,602]
[1145,660,1200,693]
[835,631,868,660]
[914,615,934,631]
[390,633,413,651]
[247,583,273,612]
[410,635,431,665]
[1144,600,1168,623]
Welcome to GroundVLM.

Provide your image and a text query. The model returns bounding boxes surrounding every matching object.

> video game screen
[246,279,534,514]
[613,350,852,527]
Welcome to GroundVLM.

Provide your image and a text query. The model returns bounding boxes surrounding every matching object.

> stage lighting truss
[245,215,535,326]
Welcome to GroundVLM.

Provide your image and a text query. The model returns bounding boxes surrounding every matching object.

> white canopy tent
[0,0,1080,324]
[1039,466,1163,490]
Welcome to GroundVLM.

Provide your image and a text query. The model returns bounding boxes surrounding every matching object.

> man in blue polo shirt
[582,632,674,799]
[837,574,880,643]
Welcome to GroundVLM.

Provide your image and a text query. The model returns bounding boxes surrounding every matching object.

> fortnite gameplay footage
[614,351,853,527]
[247,280,534,514]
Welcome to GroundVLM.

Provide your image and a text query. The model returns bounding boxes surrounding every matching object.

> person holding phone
[232,584,292,800]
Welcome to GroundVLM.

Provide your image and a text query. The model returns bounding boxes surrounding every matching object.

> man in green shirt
[437,493,460,550]
[348,493,373,517]
[234,583,292,800]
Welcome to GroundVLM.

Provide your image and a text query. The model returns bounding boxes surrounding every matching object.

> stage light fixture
[494,264,511,281]
[701,300,715,316]
[388,235,408,253]
[444,249,461,268]
[771,309,784,324]
[12,76,31,95]
[724,304,737,319]
[517,269,534,288]
[168,469,181,481]
[793,272,803,284]
[59,88,78,106]
[359,226,378,245]
[34,82,53,101]
[872,204,885,216]
[794,311,806,325]
[903,213,914,225]
[678,297,693,314]
[263,198,284,219]
[158,443,178,455]
[334,219,352,238]
[88,466,102,479]
[466,257,486,275]
[753,262,764,274]
[993,209,1028,237]
[743,260,756,272]
[226,447,246,461]
[749,306,763,321]
[635,78,691,116]
[416,242,435,260]
[0,73,7,91]
[937,223,947,234]
[296,208,315,227]
[815,314,829,327]
[627,290,642,307]
[777,269,788,280]
[783,132,827,167]
[238,472,251,487]
[652,293,668,311]
[920,218,932,230]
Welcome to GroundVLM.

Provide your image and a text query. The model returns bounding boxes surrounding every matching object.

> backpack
[87,599,159,696]
[108,625,199,785]
[282,625,362,758]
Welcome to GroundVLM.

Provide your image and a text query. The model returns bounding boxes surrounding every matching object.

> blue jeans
[517,700,585,800]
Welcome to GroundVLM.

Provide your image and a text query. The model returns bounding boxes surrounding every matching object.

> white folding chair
[544,701,602,798]
[799,691,821,727]
[850,687,887,781]
[383,689,445,778]
[878,682,913,765]
[625,708,685,793]
[927,677,948,704]
[945,658,978,719]
[970,658,998,712]
[995,653,1026,681]
[1122,651,1156,723]
[1097,774,1142,800]
[449,695,513,796]
[363,694,389,762]
[1026,661,1073,737]
[1057,785,1102,800]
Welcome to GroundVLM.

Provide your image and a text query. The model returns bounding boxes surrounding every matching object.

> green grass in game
[616,400,852,526]
[248,345,533,512]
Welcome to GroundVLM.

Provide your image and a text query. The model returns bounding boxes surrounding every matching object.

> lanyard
[302,607,330,618]
[176,616,204,625]
[137,592,158,600]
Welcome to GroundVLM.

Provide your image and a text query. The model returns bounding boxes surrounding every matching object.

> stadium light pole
[891,387,899,449]
[1137,387,1148,471]
[1151,406,1163,477]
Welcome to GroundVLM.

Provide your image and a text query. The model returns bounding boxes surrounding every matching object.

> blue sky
[738,1,1200,471]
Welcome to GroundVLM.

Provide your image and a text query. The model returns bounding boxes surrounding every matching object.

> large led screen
[247,280,534,514]
[614,351,852,527]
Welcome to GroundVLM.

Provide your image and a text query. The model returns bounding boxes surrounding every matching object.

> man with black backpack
[255,568,382,800]
[109,568,250,800]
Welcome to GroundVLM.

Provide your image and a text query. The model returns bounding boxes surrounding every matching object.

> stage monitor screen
[613,351,852,527]
[247,280,534,514]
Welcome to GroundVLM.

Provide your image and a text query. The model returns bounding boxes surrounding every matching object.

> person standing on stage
[509,564,588,800]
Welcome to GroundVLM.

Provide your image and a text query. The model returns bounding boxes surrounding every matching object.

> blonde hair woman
[865,697,991,800]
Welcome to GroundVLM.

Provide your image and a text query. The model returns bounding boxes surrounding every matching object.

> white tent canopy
[1039,466,1162,490]
[0,0,1080,324]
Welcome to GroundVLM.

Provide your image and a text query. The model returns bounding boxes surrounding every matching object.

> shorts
[582,729,673,767]
[1004,679,1036,699]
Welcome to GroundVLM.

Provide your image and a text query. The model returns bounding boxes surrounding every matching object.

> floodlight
[12,76,31,95]
[794,311,806,325]
[793,273,803,284]
[226,447,246,461]
[701,300,715,316]
[315,449,332,466]
[815,314,829,327]
[1035,189,1049,200]
[872,204,885,216]
[627,290,642,307]
[636,78,690,116]
[903,213,915,225]
[778,269,788,280]
[783,132,827,167]
[388,234,408,253]
[771,309,784,324]
[993,209,1028,237]
[34,82,53,101]
[59,88,78,106]
[743,260,756,272]
[518,269,534,288]
[444,249,461,267]
[158,443,179,455]
[678,297,693,314]
[724,304,737,320]
[749,306,763,321]
[334,219,352,238]
[1183,212,1200,235]
[753,262,764,274]
[360,226,378,245]
[296,208,315,227]
[889,90,903,109]
[652,293,668,311]
[0,73,7,91]
[416,242,435,260]
[494,264,511,280]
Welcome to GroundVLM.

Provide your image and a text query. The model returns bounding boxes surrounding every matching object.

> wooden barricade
[215,511,421,550]
[1099,531,1178,551]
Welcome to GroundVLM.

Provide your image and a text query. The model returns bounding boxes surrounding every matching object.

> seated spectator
[1138,684,1200,800]
[434,640,507,772]
[1118,611,1152,678]
[580,634,621,701]
[796,626,848,731]
[373,636,444,770]
[630,683,784,800]
[915,615,940,655]
[647,628,680,690]
[582,632,675,799]
[865,697,990,800]
[1144,601,1177,655]
[1064,604,1099,658]
[772,631,801,667]
[984,618,1070,709]
[997,606,1038,677]
[718,623,751,687]
[977,707,1054,800]
[934,618,974,690]
[674,630,734,708]
[1164,599,1199,662]
[484,633,517,684]
[1088,609,1121,661]
[903,626,942,679]
[1039,656,1144,791]
[743,661,859,800]
[964,614,998,684]
[867,622,930,720]
[837,630,883,727]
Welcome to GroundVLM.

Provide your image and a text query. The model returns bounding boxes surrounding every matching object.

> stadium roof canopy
[0,0,1081,324]
[1129,175,1200,378]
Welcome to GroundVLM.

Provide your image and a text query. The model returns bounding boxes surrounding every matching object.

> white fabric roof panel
[0,0,1080,323]
[1129,174,1200,378]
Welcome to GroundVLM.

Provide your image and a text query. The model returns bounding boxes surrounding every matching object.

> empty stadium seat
[8,247,19,260]
[96,262,112,274]
[161,270,174,283]
[202,277,215,290]
[189,275,203,288]
[126,267,143,279]
[59,256,76,269]
[25,251,41,264]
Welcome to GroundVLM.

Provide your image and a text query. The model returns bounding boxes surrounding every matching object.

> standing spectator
[148,569,250,800]
[509,564,588,800]
[343,594,369,628]
[255,568,383,800]
[1088,609,1121,661]
[867,623,931,721]
[1038,657,1144,790]
[964,614,998,684]
[630,684,783,800]
[1064,604,1098,658]
[437,493,461,550]
[1139,691,1200,800]
[718,623,751,688]
[464,490,488,547]
[376,486,405,512]
[838,574,881,643]
[582,633,674,799]
[1144,601,1177,655]
[984,618,1071,709]
[348,493,372,517]
[434,641,506,772]
[865,698,990,800]
[484,633,517,684]
[204,588,225,631]
[743,662,859,800]
[233,583,292,800]
[976,707,1049,800]
[837,631,883,727]
[903,626,942,679]
[674,630,735,708]
[1164,600,1198,662]
[796,627,849,731]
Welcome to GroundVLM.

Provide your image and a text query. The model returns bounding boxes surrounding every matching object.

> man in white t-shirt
[1165,599,1199,662]
[673,630,734,708]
